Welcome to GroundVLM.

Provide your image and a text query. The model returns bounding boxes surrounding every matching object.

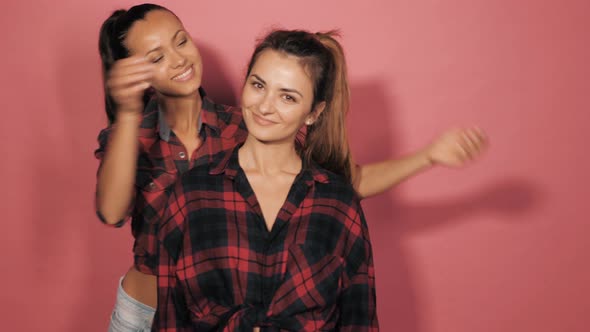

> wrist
[115,111,142,124]
[419,147,436,168]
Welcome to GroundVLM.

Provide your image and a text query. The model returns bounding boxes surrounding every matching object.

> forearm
[353,148,433,199]
[96,113,141,224]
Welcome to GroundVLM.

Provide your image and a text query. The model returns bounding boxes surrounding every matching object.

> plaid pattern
[154,146,378,331]
[94,91,248,275]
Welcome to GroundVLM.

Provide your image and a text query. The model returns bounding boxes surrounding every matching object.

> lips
[172,66,194,81]
[251,112,277,126]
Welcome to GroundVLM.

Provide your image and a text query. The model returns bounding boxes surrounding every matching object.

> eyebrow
[145,30,185,55]
[251,74,304,98]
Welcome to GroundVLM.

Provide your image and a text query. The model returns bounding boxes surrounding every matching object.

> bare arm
[96,56,154,224]
[353,149,432,199]
[96,113,142,224]
[353,127,488,199]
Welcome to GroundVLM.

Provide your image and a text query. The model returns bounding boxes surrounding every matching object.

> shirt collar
[209,144,330,185]
[155,87,219,142]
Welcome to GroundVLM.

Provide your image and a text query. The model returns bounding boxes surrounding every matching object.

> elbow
[95,199,127,226]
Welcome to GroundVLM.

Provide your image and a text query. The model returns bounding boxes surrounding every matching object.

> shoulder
[203,98,241,123]
[94,100,160,158]
[313,167,361,206]
[203,99,246,139]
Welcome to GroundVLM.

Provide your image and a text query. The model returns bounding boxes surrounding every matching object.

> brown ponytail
[306,31,354,182]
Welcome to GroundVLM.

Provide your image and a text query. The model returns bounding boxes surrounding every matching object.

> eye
[282,94,297,103]
[251,81,264,90]
[178,39,187,46]
[152,56,164,63]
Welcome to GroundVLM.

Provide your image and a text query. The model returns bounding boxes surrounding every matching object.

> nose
[258,93,274,115]
[170,50,187,68]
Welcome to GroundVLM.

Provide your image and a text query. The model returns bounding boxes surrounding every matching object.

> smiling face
[124,10,202,97]
[241,49,325,145]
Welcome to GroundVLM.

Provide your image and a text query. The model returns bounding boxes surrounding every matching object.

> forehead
[124,10,184,53]
[252,50,315,90]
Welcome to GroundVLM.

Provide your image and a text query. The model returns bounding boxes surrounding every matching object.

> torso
[245,171,297,231]
[122,136,203,306]
[122,267,158,308]
[98,99,247,316]
[158,153,372,330]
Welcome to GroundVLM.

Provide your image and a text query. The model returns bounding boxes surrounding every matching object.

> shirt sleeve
[337,199,379,331]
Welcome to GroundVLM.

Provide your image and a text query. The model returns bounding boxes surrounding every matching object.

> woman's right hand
[106,56,155,116]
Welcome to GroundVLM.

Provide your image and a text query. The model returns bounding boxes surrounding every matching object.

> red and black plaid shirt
[94,90,248,275]
[154,145,379,331]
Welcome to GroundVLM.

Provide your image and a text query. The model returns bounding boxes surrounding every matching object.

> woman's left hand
[425,127,489,167]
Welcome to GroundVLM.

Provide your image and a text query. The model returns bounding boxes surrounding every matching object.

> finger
[472,127,488,145]
[108,72,154,90]
[110,61,155,80]
[461,131,479,154]
[125,82,151,94]
[457,137,475,161]
[110,82,151,102]
[113,55,152,68]
[468,128,489,154]
[461,130,485,157]
[109,64,156,81]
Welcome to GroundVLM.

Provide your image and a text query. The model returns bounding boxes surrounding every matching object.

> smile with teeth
[172,66,194,81]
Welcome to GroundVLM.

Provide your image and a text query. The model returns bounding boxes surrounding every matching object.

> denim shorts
[108,277,156,332]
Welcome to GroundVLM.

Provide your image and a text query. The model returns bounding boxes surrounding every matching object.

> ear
[305,101,326,126]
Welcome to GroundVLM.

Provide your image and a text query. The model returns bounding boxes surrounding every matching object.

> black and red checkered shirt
[95,91,248,275]
[154,145,379,331]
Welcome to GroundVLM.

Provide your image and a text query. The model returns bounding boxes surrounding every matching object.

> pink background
[2,0,589,331]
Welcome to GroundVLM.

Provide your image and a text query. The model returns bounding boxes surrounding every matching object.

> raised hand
[106,56,155,116]
[426,127,488,167]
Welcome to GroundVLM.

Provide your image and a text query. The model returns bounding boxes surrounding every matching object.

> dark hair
[245,30,354,182]
[98,3,170,124]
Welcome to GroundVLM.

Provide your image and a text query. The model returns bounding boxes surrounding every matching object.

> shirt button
[179,152,186,159]
[148,182,156,189]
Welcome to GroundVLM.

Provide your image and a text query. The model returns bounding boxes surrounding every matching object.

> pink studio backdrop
[2,0,589,331]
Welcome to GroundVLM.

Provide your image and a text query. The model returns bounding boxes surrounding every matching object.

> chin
[246,130,274,142]
[180,79,201,94]
[248,131,296,146]
[165,84,201,98]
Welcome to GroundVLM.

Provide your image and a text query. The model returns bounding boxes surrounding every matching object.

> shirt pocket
[135,167,177,193]
[269,244,344,315]
[133,167,178,227]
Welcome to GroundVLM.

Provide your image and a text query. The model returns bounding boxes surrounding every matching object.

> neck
[158,92,202,135]
[239,135,301,176]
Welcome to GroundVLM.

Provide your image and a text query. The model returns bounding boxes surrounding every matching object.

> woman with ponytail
[95,3,486,331]
[95,4,247,331]
[154,29,378,331]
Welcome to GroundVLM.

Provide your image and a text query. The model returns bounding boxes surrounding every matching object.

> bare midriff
[121,266,157,308]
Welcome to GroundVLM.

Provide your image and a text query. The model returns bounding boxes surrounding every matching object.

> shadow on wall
[198,40,239,106]
[347,80,543,332]
[348,80,423,332]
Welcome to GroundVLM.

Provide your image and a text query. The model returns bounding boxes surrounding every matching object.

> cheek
[150,67,170,87]
[241,87,258,108]
[281,106,311,126]
[185,44,202,63]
